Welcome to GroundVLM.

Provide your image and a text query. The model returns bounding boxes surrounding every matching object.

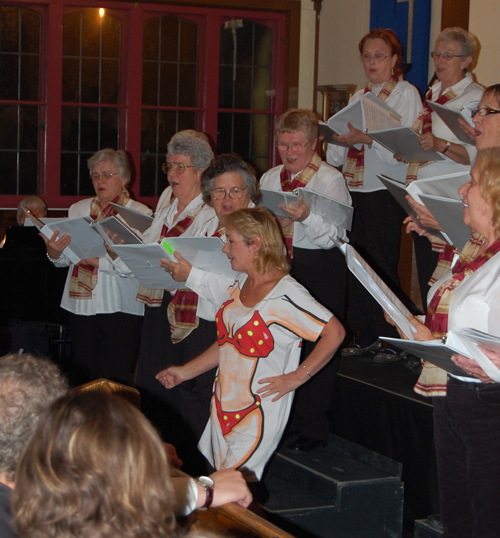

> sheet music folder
[382,328,500,382]
[339,243,416,339]
[427,100,478,145]
[369,127,445,162]
[113,237,237,290]
[260,188,353,231]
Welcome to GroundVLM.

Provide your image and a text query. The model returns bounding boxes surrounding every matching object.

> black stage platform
[329,355,439,531]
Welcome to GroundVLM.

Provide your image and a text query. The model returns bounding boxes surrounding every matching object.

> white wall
[470,0,500,87]
[297,1,317,108]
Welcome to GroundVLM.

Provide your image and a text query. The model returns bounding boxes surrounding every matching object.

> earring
[391,67,394,76]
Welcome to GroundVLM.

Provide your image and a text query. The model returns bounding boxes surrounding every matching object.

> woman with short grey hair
[134,130,217,474]
[42,148,152,386]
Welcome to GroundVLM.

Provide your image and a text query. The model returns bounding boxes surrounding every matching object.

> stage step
[414,519,443,537]
[260,434,404,538]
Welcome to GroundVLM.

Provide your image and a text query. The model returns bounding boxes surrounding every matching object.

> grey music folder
[427,100,478,145]
[369,127,445,163]
[419,194,470,251]
[109,202,153,233]
[113,236,237,290]
[260,188,353,231]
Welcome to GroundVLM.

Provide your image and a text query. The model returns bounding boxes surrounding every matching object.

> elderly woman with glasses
[42,149,152,386]
[257,108,350,453]
[42,148,151,384]
[150,154,261,469]
[133,130,217,474]
[326,28,421,363]
[402,28,484,309]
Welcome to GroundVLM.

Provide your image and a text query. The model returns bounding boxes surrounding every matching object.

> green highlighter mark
[160,239,174,256]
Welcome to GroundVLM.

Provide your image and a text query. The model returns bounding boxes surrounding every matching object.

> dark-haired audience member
[0,354,68,538]
[11,391,252,538]
[326,28,421,361]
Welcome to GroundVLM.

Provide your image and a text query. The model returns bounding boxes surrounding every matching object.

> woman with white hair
[42,148,152,386]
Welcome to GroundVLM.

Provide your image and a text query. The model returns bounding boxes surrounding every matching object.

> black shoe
[287,436,327,453]
[426,514,443,531]
[341,339,382,357]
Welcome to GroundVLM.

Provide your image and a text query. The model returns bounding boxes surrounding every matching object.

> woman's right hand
[160,252,193,282]
[457,117,476,142]
[156,365,187,389]
[41,230,71,260]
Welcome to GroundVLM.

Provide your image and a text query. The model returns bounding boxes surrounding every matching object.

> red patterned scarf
[344,75,399,189]
[279,152,322,261]
[414,234,500,397]
[406,84,458,182]
[69,192,130,299]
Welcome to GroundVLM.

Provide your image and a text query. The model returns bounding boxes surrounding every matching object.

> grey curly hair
[0,354,67,483]
[167,130,214,171]
[87,149,132,184]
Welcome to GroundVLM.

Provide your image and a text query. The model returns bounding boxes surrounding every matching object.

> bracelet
[302,365,312,378]
[46,252,60,263]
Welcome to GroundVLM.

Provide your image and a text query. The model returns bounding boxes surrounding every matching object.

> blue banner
[370,0,432,95]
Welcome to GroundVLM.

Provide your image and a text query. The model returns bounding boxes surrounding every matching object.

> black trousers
[348,190,405,338]
[69,312,143,386]
[288,246,347,441]
[413,232,440,311]
[136,294,217,475]
[433,378,500,538]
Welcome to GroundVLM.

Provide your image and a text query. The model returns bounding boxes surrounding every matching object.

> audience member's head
[16,196,47,226]
[0,354,67,487]
[12,391,176,538]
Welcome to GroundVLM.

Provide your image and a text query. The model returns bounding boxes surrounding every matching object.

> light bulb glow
[99,8,105,17]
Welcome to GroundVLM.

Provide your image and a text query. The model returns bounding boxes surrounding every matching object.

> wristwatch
[196,476,215,509]
[442,140,451,154]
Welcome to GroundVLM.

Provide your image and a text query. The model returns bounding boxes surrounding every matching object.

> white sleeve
[186,266,234,308]
[300,211,348,247]
[171,476,199,516]
[326,143,347,168]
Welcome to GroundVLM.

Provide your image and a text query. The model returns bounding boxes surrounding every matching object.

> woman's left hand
[256,371,302,402]
[457,117,476,142]
[406,195,442,230]
[159,252,193,282]
[278,198,310,223]
[418,132,446,153]
[332,121,373,147]
[452,346,500,383]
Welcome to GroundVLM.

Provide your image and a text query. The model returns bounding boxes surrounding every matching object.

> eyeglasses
[91,171,118,181]
[211,186,247,200]
[277,141,310,153]
[430,51,464,61]
[471,108,500,118]
[162,162,195,175]
[360,52,388,63]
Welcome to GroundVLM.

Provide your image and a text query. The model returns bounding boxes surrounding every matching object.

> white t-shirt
[197,274,333,480]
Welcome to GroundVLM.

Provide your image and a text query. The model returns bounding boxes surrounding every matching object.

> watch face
[198,476,214,489]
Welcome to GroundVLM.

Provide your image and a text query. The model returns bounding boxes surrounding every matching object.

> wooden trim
[441,0,470,30]
[190,502,296,538]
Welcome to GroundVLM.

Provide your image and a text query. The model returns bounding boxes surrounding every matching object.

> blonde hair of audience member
[0,354,67,486]
[274,109,319,145]
[473,147,500,239]
[12,391,176,538]
[223,207,290,275]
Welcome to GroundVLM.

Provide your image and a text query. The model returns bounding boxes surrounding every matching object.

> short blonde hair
[275,109,319,144]
[12,391,176,538]
[224,207,290,275]
[474,147,500,239]
[436,27,477,70]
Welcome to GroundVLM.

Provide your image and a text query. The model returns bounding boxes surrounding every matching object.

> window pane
[217,112,270,178]
[143,14,198,107]
[0,6,41,101]
[61,106,120,195]
[219,20,273,111]
[63,9,121,105]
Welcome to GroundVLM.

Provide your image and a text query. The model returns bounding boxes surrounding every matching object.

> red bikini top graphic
[214,377,262,436]
[215,299,274,358]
